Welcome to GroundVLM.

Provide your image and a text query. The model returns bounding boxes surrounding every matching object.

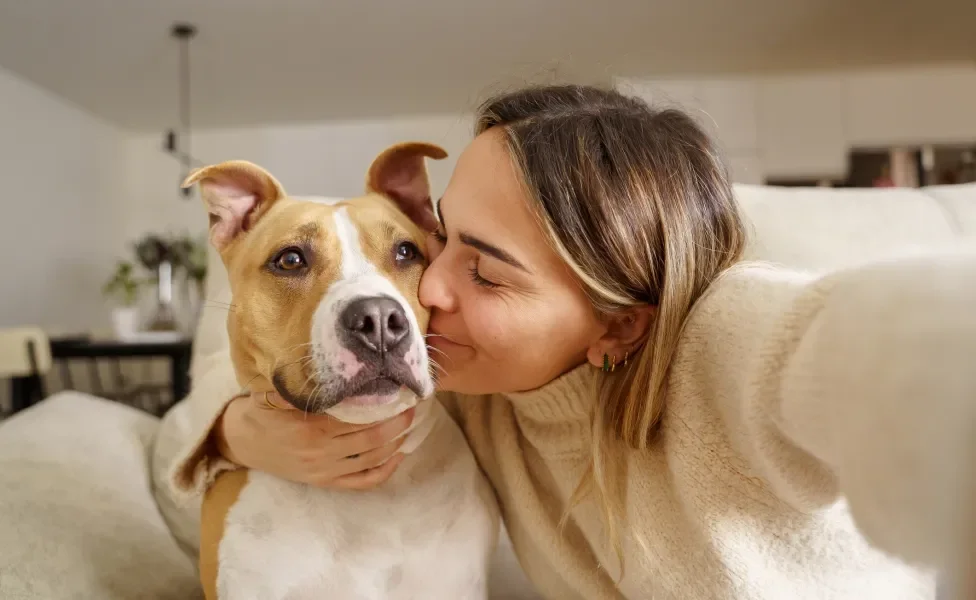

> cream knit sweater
[154,253,976,600]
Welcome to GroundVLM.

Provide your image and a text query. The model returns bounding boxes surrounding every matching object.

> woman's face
[419,129,607,394]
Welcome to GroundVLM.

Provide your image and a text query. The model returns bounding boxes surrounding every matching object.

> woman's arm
[155,348,417,504]
[682,252,976,571]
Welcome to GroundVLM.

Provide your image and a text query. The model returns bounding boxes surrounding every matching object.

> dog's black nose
[340,296,410,354]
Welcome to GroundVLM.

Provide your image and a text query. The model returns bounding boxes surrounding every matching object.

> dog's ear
[366,142,447,232]
[182,160,287,250]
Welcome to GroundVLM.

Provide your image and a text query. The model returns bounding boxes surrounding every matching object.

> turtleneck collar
[500,363,601,457]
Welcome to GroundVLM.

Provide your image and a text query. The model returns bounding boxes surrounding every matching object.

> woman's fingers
[329,453,406,490]
[334,435,408,477]
[237,390,414,489]
[336,409,416,456]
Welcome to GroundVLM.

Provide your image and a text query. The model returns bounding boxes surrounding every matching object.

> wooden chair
[0,327,52,414]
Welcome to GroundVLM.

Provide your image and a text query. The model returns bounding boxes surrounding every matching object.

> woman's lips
[426,328,467,350]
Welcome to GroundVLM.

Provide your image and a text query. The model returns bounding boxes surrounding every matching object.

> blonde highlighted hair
[475,84,746,571]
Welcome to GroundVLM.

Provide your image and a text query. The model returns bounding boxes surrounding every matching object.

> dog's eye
[273,248,307,271]
[394,241,422,264]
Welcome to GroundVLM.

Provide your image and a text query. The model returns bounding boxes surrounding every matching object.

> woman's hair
[475,84,747,570]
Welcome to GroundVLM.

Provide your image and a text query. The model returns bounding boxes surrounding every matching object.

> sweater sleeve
[154,347,245,504]
[681,253,976,572]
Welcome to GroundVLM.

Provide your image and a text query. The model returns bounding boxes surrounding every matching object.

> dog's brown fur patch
[200,469,250,600]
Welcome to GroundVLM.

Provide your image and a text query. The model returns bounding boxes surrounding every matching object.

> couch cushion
[0,393,201,600]
[733,183,975,271]
[923,182,976,238]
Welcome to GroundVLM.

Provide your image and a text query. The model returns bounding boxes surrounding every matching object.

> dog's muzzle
[273,288,429,414]
[334,294,424,399]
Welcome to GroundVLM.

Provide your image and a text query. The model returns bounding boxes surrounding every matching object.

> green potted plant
[172,233,209,332]
[102,261,142,339]
[133,233,179,332]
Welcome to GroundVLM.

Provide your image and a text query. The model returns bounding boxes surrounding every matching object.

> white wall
[120,62,976,249]
[12,60,970,331]
[615,63,976,183]
[0,66,126,333]
[120,114,475,243]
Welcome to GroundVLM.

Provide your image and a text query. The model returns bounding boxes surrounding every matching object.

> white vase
[148,260,178,332]
[111,306,141,340]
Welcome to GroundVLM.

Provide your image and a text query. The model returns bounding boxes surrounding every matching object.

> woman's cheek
[469,299,524,353]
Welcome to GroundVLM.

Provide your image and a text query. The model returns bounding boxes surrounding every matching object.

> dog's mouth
[342,368,424,400]
[339,376,408,407]
[272,361,425,413]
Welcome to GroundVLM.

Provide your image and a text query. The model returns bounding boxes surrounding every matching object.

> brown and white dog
[182,144,499,600]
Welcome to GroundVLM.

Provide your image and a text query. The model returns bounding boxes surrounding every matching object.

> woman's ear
[585,305,655,368]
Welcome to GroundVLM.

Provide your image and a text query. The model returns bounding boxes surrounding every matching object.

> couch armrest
[0,392,201,600]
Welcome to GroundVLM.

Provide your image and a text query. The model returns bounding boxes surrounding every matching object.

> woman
[153,85,976,598]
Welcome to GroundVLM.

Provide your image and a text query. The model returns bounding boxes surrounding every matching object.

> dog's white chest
[216,426,496,600]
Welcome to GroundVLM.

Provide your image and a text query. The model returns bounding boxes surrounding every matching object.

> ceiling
[0,0,973,131]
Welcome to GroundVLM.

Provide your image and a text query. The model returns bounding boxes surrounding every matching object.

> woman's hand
[213,392,414,490]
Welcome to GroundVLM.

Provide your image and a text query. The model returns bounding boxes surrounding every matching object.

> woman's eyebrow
[436,197,530,273]
[458,233,528,272]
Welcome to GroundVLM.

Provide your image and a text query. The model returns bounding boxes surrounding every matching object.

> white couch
[2,182,974,599]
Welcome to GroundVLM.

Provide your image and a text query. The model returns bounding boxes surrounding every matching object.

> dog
[182,143,500,600]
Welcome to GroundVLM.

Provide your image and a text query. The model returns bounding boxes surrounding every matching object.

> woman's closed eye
[468,262,500,289]
[430,229,447,245]
[429,227,503,289]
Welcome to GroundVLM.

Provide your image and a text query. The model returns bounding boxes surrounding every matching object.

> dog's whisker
[427,363,443,387]
[427,357,448,377]
[303,381,323,421]
[426,345,451,361]
[202,303,237,314]
[266,354,313,383]
[238,373,264,397]
[264,354,311,400]
[260,353,319,415]
[308,382,324,418]
[426,345,455,369]
[205,298,238,308]
[277,355,314,371]
[203,300,239,313]
[295,368,318,402]
[279,341,315,356]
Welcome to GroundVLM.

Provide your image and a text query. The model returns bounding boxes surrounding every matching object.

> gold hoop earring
[610,355,616,373]
[623,351,629,367]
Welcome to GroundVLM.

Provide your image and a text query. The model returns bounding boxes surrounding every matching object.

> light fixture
[163,22,202,198]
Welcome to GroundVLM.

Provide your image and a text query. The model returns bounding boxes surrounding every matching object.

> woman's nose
[419,254,456,312]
